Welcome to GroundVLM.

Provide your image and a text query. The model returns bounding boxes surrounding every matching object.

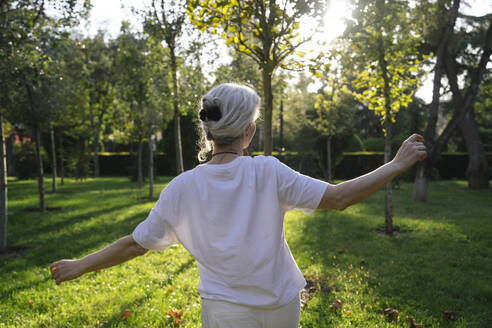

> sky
[77,0,492,103]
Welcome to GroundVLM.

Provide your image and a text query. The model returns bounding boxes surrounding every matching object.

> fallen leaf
[383,307,399,319]
[407,316,423,328]
[166,309,183,319]
[337,249,345,254]
[344,310,352,315]
[329,299,343,309]
[27,300,33,307]
[122,309,130,320]
[442,310,456,321]
[96,269,102,274]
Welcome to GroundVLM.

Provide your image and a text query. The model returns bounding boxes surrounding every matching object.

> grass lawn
[1,176,491,327]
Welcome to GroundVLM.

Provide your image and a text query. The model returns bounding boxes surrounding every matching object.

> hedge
[96,152,492,181]
[16,151,492,181]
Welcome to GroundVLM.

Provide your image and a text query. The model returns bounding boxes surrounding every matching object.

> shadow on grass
[289,208,492,326]
[1,208,149,275]
[19,202,135,238]
[96,258,195,328]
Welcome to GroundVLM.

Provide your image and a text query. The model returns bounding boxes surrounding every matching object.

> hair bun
[199,104,222,122]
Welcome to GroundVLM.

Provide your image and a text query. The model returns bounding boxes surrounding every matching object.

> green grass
[1,177,491,327]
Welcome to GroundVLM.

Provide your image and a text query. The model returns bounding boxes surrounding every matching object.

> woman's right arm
[50,235,148,285]
[318,134,426,211]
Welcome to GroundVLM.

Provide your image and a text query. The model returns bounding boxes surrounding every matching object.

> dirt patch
[300,275,332,308]
[24,207,62,212]
[0,245,29,258]
[375,224,412,237]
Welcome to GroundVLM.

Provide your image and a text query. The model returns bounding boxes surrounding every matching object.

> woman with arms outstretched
[50,83,426,328]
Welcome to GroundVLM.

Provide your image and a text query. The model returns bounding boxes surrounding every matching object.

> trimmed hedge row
[96,152,492,181]
[99,153,177,177]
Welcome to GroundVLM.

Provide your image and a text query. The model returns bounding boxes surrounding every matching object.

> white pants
[201,294,301,328]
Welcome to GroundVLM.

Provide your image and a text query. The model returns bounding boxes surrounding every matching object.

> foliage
[2,178,492,326]
[187,0,326,154]
[187,0,324,70]
[345,0,427,134]
[12,141,42,180]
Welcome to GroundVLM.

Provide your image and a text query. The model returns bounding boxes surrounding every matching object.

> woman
[50,83,426,327]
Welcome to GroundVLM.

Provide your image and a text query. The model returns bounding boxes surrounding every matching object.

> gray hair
[197,83,261,162]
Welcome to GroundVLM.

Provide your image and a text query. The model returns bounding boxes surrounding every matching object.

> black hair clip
[199,103,222,122]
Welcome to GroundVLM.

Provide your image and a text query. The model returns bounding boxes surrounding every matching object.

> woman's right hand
[50,259,85,285]
[392,134,427,173]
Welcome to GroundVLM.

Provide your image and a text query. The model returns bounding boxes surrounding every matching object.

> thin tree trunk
[413,0,460,202]
[459,108,489,189]
[148,133,154,200]
[384,118,393,235]
[262,68,274,155]
[49,121,56,193]
[170,47,184,174]
[34,123,45,212]
[0,111,8,251]
[137,139,143,189]
[375,2,393,235]
[59,133,64,185]
[258,122,263,151]
[93,124,101,178]
[327,136,333,183]
[279,99,284,151]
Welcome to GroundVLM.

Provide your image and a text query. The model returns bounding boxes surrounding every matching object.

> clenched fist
[50,259,84,285]
[392,134,427,173]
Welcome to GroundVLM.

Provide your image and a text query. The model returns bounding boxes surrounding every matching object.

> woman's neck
[208,144,243,165]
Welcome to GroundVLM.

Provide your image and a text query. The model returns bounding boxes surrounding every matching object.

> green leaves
[344,0,426,135]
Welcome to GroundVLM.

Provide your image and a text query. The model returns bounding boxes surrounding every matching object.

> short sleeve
[273,157,328,214]
[132,184,179,251]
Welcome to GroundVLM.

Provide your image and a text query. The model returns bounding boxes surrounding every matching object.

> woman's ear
[249,123,256,136]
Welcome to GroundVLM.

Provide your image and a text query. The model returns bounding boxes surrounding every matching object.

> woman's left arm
[50,235,148,285]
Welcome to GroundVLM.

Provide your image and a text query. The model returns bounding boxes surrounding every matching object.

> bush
[363,137,385,151]
[66,147,92,180]
[13,141,47,180]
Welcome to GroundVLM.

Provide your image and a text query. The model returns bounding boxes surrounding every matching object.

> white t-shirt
[132,155,328,308]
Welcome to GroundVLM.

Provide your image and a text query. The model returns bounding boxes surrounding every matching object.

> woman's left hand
[392,134,427,173]
[50,259,85,285]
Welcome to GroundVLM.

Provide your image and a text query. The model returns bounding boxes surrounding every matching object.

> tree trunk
[137,139,143,189]
[413,165,429,201]
[460,109,489,189]
[170,47,184,174]
[279,99,284,151]
[93,124,100,178]
[384,118,393,235]
[262,68,274,155]
[148,133,154,200]
[327,136,333,183]
[0,112,8,251]
[34,123,45,212]
[375,5,394,235]
[59,133,64,185]
[49,121,56,193]
[412,0,460,202]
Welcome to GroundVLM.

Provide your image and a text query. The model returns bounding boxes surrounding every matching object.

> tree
[141,0,188,174]
[412,0,491,199]
[343,0,425,235]
[0,0,89,225]
[188,0,326,155]
[311,56,354,182]
[115,23,151,189]
[82,32,117,178]
[446,13,492,189]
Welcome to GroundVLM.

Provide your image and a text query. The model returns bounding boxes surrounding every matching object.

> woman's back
[132,155,327,308]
